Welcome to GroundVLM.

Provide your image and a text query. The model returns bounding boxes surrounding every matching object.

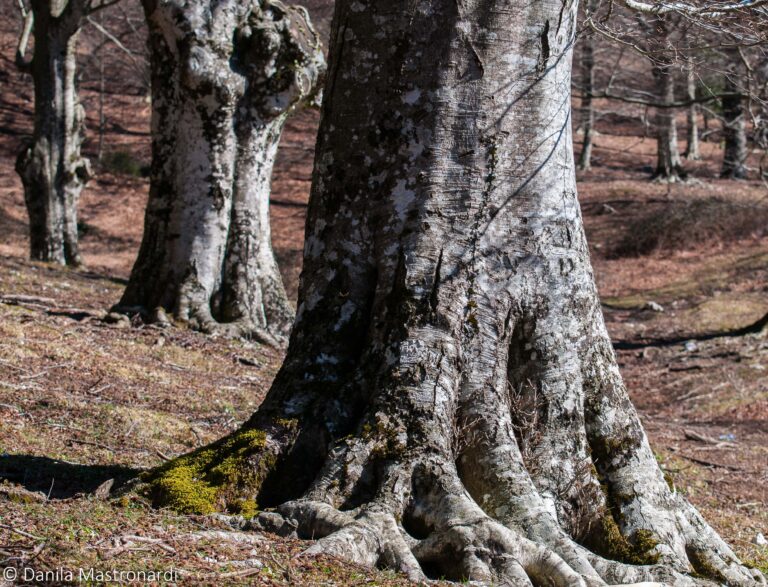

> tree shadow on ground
[0,454,140,499]
[613,311,768,350]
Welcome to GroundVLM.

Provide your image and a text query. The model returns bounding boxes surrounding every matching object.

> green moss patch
[585,509,661,566]
[687,547,727,582]
[144,428,275,516]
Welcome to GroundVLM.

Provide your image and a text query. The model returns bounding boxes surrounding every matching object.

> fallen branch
[155,449,173,462]
[119,535,176,554]
[683,429,737,448]
[672,451,744,472]
[185,531,265,545]
[0,294,56,306]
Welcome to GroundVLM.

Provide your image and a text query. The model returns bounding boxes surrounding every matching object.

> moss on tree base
[143,428,275,517]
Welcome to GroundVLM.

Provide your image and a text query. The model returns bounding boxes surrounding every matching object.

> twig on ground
[0,524,44,542]
[217,567,264,579]
[671,450,745,471]
[155,449,173,461]
[67,438,115,452]
[683,429,737,447]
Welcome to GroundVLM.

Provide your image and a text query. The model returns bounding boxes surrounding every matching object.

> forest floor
[0,20,767,587]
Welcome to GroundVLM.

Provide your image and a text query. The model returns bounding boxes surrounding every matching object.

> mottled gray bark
[148,0,764,584]
[653,60,686,181]
[721,75,747,179]
[683,61,700,161]
[118,0,324,343]
[15,0,92,266]
[578,26,596,171]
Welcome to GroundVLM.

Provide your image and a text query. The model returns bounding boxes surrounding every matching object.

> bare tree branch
[85,15,142,67]
[596,88,742,107]
[15,0,33,73]
[86,0,122,15]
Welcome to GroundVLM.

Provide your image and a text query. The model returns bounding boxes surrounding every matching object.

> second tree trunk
[118,0,325,343]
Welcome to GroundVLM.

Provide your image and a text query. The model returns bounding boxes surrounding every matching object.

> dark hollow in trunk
[144,1,764,585]
[117,0,325,344]
[16,0,91,267]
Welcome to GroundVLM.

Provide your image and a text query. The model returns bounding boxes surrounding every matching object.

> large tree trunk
[577,24,596,172]
[145,0,764,585]
[15,0,91,267]
[721,75,748,179]
[683,61,700,161]
[653,61,686,181]
[117,0,324,343]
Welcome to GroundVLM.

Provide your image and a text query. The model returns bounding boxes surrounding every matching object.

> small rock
[93,478,114,500]
[754,533,767,546]
[643,301,665,313]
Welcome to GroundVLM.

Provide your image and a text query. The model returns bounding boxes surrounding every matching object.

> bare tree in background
[577,0,598,171]
[721,54,748,178]
[14,0,118,266]
[583,0,768,181]
[683,59,701,160]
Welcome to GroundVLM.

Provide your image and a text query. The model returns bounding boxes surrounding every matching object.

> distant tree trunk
[118,0,325,344]
[577,26,596,171]
[653,61,686,181]
[721,75,747,179]
[145,0,762,584]
[683,61,700,161]
[15,0,91,266]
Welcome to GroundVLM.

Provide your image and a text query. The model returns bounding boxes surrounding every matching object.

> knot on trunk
[235,2,326,118]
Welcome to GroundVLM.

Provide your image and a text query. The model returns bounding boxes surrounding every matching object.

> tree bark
[578,24,596,172]
[16,0,91,267]
[145,1,764,585]
[720,75,747,179]
[117,0,325,343]
[683,61,700,161]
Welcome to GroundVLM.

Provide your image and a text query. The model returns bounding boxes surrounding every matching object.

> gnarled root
[248,460,718,586]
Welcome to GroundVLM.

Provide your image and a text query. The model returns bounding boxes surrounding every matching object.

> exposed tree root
[110,302,286,348]
[236,456,752,586]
